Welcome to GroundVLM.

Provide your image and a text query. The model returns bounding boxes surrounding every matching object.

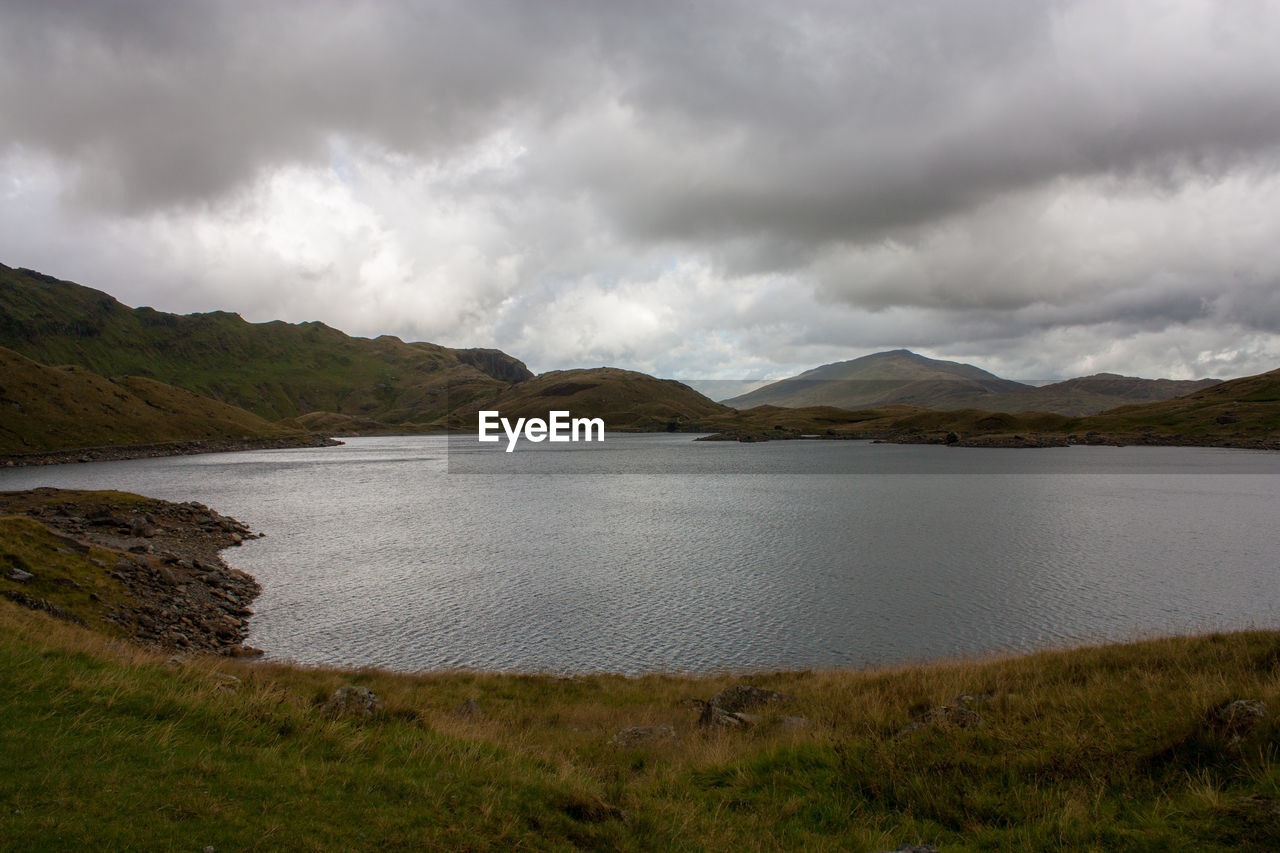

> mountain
[722,350,1220,416]
[0,346,300,453]
[722,350,1029,409]
[702,365,1280,447]
[0,263,532,423]
[0,262,730,437]
[976,373,1222,417]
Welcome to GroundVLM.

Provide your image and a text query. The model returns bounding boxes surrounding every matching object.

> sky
[2,1,1280,382]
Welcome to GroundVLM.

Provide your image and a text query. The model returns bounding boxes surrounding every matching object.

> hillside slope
[0,263,531,423]
[1071,367,1280,438]
[0,346,303,453]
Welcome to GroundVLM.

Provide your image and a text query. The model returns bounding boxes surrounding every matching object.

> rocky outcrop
[323,685,384,718]
[454,348,534,384]
[698,684,796,729]
[0,489,266,655]
[897,693,993,737]
[0,589,85,626]
[1209,699,1267,745]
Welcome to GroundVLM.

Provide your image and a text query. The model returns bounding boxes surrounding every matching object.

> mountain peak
[725,351,1026,409]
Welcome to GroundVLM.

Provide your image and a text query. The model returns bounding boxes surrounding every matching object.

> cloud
[1,0,1279,380]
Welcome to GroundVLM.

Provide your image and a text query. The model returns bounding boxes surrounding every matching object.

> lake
[2,435,1278,674]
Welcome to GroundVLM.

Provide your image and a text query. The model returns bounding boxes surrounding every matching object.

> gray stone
[129,517,156,538]
[7,568,34,582]
[323,685,384,718]
[698,684,796,728]
[700,705,753,729]
[450,698,484,719]
[1210,699,1267,744]
[898,704,984,737]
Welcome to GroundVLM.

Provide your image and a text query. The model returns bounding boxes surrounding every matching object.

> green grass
[0,346,303,453]
[3,584,1280,850]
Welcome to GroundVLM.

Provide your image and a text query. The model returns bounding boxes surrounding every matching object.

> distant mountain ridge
[978,373,1221,416]
[723,350,1219,416]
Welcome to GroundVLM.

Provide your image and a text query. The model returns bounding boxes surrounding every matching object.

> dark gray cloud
[1,0,1279,381]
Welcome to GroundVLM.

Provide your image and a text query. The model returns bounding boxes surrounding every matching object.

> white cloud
[2,0,1280,382]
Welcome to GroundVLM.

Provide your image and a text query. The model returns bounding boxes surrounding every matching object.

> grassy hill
[460,368,733,432]
[0,346,303,454]
[1070,368,1280,438]
[2,491,1279,850]
[0,263,531,423]
[0,263,734,436]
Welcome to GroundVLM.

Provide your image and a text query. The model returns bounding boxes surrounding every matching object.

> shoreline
[0,433,343,467]
[0,487,266,656]
[697,429,1280,449]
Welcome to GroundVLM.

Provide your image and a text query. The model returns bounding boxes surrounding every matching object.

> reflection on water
[2,435,1278,674]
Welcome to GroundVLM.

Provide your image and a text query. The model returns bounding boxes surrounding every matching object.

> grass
[0,345,303,454]
[3,585,1280,850]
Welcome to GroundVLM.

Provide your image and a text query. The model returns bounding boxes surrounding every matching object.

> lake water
[2,435,1279,674]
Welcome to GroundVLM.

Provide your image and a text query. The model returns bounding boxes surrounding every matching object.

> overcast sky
[2,1,1279,381]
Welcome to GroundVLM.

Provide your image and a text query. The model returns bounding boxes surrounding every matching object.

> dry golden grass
[4,592,1280,850]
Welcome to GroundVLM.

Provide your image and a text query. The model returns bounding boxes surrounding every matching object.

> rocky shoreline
[0,488,267,656]
[0,433,342,467]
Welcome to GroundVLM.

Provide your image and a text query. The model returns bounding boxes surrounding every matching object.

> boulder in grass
[323,685,384,718]
[697,684,795,729]
[897,704,984,737]
[450,698,484,719]
[1209,699,1267,745]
